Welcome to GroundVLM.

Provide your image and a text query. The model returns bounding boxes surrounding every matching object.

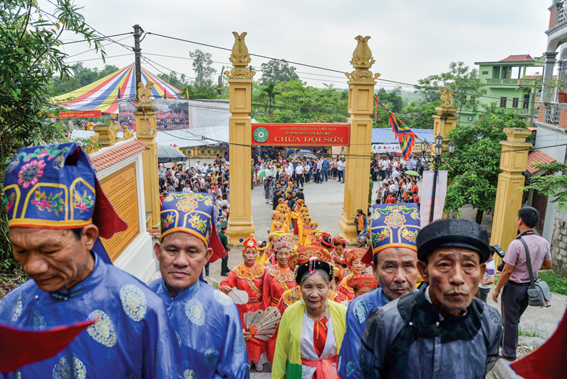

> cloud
[53,0,550,90]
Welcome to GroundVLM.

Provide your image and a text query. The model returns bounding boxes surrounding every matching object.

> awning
[527,150,556,174]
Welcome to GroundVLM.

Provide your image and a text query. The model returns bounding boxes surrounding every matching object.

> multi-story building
[458,55,544,125]
[527,0,567,276]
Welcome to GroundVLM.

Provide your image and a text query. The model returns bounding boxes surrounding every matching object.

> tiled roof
[89,139,147,172]
[500,54,534,62]
[527,150,556,174]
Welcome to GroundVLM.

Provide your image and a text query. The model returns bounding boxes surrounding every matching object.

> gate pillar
[225,32,255,244]
[339,36,379,243]
[490,128,532,266]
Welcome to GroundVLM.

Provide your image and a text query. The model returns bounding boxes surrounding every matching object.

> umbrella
[258,169,275,178]
[157,144,187,163]
[303,153,317,159]
[296,149,312,155]
[405,170,420,176]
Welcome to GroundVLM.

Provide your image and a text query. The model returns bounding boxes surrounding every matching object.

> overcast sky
[50,0,551,91]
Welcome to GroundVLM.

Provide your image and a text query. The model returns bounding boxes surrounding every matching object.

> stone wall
[551,216,567,277]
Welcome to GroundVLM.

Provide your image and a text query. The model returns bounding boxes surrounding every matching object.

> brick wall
[550,8,557,29]
[538,105,545,122]
[551,218,567,277]
[560,108,567,129]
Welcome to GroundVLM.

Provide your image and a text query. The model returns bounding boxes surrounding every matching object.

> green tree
[417,62,484,116]
[443,112,535,223]
[260,83,280,122]
[0,1,104,263]
[251,80,348,123]
[158,71,190,91]
[522,162,567,211]
[52,63,119,94]
[259,59,299,85]
[373,87,403,127]
[401,100,442,129]
[189,49,216,88]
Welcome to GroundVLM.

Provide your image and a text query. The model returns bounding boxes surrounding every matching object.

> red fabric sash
[301,356,338,379]
[313,316,328,357]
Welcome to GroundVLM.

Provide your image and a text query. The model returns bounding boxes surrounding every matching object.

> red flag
[0,319,96,373]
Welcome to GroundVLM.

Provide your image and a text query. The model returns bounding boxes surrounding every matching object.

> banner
[251,123,350,146]
[420,170,448,227]
[52,110,101,119]
[372,144,402,154]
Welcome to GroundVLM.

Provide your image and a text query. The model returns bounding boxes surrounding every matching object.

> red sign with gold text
[251,123,350,146]
[51,110,102,119]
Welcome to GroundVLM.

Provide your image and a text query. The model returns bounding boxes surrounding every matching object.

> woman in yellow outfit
[277,214,290,234]
[298,216,311,246]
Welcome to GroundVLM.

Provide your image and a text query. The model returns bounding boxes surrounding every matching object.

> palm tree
[261,83,280,122]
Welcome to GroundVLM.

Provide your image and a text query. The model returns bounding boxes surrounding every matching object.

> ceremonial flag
[164,88,167,99]
[374,97,416,159]
[117,88,121,99]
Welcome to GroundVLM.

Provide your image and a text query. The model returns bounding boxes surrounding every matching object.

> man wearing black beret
[358,219,502,379]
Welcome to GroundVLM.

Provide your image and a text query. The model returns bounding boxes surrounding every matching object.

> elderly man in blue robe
[0,142,180,378]
[338,204,421,379]
[149,192,250,379]
[358,219,502,379]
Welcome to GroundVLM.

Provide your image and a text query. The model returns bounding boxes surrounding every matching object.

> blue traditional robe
[0,253,180,379]
[148,278,250,379]
[338,287,390,379]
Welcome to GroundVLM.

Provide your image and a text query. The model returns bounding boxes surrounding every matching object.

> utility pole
[529,78,539,127]
[133,24,144,101]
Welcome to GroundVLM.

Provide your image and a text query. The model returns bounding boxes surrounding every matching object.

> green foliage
[189,49,216,88]
[522,162,567,210]
[538,270,567,295]
[260,83,280,122]
[251,80,348,123]
[52,62,119,94]
[443,112,532,216]
[158,71,191,91]
[259,59,299,86]
[0,0,104,262]
[73,136,102,151]
[417,62,484,114]
[518,328,543,338]
[373,87,403,127]
[402,100,443,129]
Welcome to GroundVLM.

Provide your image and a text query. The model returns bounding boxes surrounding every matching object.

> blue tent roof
[372,128,434,144]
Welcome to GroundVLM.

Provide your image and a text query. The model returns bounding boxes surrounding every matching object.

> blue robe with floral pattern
[338,287,391,379]
[0,253,180,379]
[148,278,250,379]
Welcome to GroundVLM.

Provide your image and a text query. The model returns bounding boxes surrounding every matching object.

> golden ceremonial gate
[224,32,379,244]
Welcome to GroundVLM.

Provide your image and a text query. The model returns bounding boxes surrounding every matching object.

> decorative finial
[137,81,154,103]
[345,35,380,82]
[225,32,255,79]
[439,87,454,107]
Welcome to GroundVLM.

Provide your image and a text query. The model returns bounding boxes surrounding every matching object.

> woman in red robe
[263,234,297,363]
[337,248,369,300]
[220,234,268,371]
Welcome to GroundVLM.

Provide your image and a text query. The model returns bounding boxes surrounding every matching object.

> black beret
[416,219,491,263]
[294,260,334,286]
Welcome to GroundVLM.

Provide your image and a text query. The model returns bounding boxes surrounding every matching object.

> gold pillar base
[226,220,255,245]
[338,215,359,244]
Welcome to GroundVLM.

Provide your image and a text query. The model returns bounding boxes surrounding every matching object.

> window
[512,98,519,108]
[523,94,530,109]
[500,97,507,108]
[482,71,489,75]
[467,116,473,121]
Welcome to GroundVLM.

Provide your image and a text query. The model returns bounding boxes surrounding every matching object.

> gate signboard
[251,123,350,146]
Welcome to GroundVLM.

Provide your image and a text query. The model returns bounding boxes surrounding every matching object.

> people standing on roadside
[322,158,330,182]
[295,162,304,188]
[476,250,495,303]
[337,158,345,183]
[492,206,553,361]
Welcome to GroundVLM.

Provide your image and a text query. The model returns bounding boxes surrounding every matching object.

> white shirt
[317,160,323,170]
[296,165,304,174]
[337,161,345,171]
[300,312,337,379]
[381,160,388,170]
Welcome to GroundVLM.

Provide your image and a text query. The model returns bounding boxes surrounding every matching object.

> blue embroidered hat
[160,192,227,262]
[4,142,127,262]
[362,203,421,264]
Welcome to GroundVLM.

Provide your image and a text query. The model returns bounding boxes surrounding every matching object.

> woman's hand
[243,330,252,341]
[221,286,231,294]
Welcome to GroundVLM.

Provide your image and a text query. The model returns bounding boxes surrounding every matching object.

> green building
[458,55,544,125]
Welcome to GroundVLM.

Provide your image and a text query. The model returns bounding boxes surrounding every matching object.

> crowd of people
[0,141,554,379]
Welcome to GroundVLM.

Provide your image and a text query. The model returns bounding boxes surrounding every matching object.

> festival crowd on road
[0,142,553,379]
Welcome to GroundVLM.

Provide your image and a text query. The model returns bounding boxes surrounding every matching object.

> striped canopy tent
[53,63,182,114]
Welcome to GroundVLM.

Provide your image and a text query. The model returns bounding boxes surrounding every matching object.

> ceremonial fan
[226,288,249,305]
[243,307,282,341]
